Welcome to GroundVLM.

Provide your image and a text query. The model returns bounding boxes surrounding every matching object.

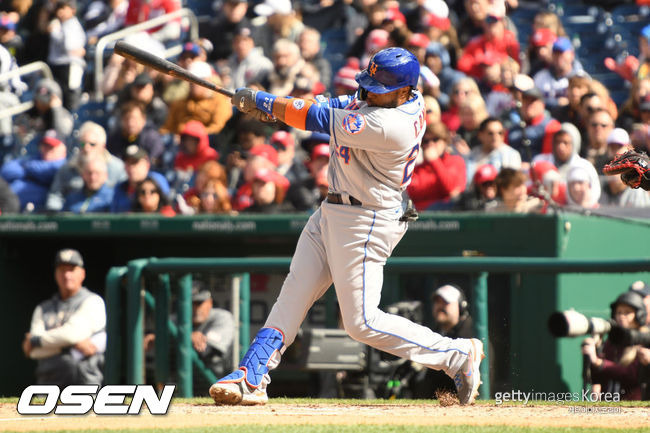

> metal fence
[105,256,650,399]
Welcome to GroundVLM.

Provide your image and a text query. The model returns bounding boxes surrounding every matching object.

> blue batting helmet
[355,47,420,94]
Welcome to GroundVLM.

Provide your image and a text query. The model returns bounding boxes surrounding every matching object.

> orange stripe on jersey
[284,98,314,129]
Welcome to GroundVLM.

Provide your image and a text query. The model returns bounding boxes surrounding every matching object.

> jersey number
[401,143,419,185]
[337,145,350,164]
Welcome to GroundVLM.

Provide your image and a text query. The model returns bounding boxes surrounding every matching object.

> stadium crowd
[0,0,649,216]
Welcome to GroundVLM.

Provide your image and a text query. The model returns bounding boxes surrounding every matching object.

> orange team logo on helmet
[369,62,378,77]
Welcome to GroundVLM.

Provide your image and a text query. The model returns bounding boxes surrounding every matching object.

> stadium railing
[0,61,53,121]
[105,256,650,399]
[93,8,199,100]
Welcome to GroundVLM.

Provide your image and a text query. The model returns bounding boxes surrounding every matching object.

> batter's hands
[191,331,208,353]
[232,88,257,113]
[74,338,98,357]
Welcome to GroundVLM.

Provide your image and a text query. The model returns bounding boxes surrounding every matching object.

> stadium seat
[74,100,110,131]
[591,73,627,92]
[184,0,213,18]
[609,89,629,106]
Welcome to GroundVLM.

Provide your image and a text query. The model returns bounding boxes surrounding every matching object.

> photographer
[582,291,648,400]
[629,281,650,400]
[410,284,475,398]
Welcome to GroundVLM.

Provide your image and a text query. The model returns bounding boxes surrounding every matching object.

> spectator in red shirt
[407,123,466,211]
[457,6,519,81]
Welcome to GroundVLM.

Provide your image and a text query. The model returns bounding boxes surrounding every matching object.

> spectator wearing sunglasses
[584,108,614,167]
[46,121,126,211]
[110,145,169,213]
[465,117,521,186]
[132,176,175,216]
[182,161,232,215]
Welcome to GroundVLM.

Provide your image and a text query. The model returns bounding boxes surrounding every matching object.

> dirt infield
[0,402,648,431]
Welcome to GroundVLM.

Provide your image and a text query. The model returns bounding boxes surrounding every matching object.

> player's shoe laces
[454,338,485,405]
[209,368,269,406]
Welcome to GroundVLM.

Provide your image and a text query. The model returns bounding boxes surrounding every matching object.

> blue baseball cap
[552,37,573,53]
[0,15,15,31]
[181,42,201,57]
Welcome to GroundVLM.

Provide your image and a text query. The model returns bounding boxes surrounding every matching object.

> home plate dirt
[0,402,648,431]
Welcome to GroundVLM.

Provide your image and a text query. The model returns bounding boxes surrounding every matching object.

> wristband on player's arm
[254,91,277,115]
[255,91,314,130]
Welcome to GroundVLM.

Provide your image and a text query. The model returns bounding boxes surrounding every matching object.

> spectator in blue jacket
[47,121,126,211]
[63,155,114,213]
[110,145,169,213]
[1,130,67,212]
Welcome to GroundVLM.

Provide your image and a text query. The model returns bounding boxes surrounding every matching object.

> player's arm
[231,88,353,134]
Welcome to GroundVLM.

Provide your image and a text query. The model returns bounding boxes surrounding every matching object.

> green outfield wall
[0,212,648,397]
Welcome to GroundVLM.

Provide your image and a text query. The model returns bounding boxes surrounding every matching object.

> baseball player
[210,47,484,405]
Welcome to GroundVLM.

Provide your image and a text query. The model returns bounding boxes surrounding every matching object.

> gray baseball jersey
[328,92,426,209]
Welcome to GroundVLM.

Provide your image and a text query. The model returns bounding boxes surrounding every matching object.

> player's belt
[327,193,362,206]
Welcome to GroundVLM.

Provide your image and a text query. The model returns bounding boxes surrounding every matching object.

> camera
[608,326,650,347]
[548,310,614,337]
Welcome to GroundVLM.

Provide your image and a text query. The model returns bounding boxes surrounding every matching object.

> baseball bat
[113,40,234,98]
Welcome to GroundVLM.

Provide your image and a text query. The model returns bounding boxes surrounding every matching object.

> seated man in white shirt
[22,249,106,386]
[466,117,521,186]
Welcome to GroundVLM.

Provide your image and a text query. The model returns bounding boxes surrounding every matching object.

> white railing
[94,8,199,100]
[0,61,53,120]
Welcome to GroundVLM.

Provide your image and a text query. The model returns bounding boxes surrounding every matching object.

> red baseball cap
[409,33,430,49]
[253,168,290,192]
[41,129,65,147]
[473,164,498,185]
[311,143,330,160]
[253,168,277,183]
[530,160,558,183]
[250,144,279,167]
[530,28,556,47]
[270,130,294,150]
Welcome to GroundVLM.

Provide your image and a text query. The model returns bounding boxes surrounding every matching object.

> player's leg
[210,208,333,405]
[323,203,483,403]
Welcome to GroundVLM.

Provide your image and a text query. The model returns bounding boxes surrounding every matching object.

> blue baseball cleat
[209,327,284,406]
